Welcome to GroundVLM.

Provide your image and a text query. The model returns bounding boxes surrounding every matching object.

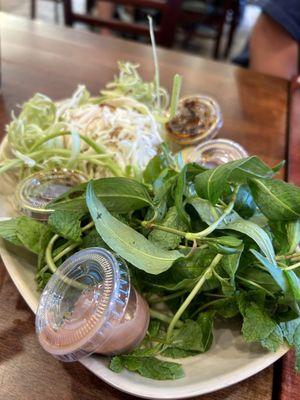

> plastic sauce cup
[167,95,223,146]
[36,248,150,362]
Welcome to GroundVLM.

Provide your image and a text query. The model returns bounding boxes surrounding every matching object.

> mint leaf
[161,347,198,358]
[109,356,124,373]
[16,216,50,255]
[86,183,181,274]
[242,304,276,342]
[212,298,239,318]
[48,210,83,242]
[261,325,284,352]
[111,356,184,380]
[149,206,187,250]
[280,318,300,345]
[171,313,213,353]
[0,218,22,246]
[81,228,110,249]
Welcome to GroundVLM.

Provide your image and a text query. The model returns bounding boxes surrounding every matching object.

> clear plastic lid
[15,169,86,220]
[181,138,248,168]
[167,95,223,146]
[35,248,130,362]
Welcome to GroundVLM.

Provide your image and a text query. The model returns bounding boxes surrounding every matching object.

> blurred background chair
[63,0,242,58]
[63,0,183,47]
[31,0,63,23]
[179,0,243,59]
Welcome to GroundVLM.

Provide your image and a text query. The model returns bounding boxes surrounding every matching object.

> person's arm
[250,13,298,80]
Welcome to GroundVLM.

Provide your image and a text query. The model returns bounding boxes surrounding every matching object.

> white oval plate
[0,136,288,399]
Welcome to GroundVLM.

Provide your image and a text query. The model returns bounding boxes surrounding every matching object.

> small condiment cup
[167,95,223,146]
[15,169,86,221]
[181,138,248,168]
[36,248,150,361]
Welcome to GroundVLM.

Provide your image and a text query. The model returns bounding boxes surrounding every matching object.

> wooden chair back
[63,0,183,47]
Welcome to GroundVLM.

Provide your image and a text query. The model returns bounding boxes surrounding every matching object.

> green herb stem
[141,220,187,237]
[279,260,300,271]
[191,298,230,317]
[186,186,239,240]
[166,253,223,341]
[148,16,160,109]
[149,290,187,304]
[89,159,123,177]
[0,159,23,175]
[149,308,183,327]
[237,275,275,298]
[169,74,182,119]
[45,234,59,273]
[30,131,104,154]
[43,220,95,275]
[27,130,123,177]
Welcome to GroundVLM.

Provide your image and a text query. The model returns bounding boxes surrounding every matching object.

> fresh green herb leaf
[174,166,191,226]
[240,301,277,342]
[50,177,153,214]
[284,270,300,301]
[0,218,22,246]
[16,217,51,255]
[195,156,276,204]
[149,206,187,250]
[86,183,181,274]
[287,220,300,253]
[48,210,84,242]
[261,325,284,352]
[171,313,213,353]
[250,249,288,294]
[234,185,256,219]
[81,228,110,249]
[221,246,243,291]
[223,212,277,265]
[110,356,184,380]
[249,178,300,221]
[280,318,300,346]
[161,347,198,358]
[109,356,124,373]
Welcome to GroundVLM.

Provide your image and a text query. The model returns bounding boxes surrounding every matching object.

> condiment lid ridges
[167,95,223,146]
[15,169,86,220]
[181,138,248,168]
[35,248,130,362]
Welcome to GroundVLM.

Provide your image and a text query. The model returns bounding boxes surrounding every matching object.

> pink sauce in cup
[36,248,150,362]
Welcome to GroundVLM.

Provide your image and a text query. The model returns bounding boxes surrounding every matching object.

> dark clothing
[263,0,300,42]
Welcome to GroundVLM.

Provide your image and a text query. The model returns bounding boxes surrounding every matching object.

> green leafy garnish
[1,153,300,380]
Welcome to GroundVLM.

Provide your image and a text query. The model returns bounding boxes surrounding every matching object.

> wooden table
[0,12,299,400]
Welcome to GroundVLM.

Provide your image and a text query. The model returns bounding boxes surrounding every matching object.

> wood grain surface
[0,12,296,400]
